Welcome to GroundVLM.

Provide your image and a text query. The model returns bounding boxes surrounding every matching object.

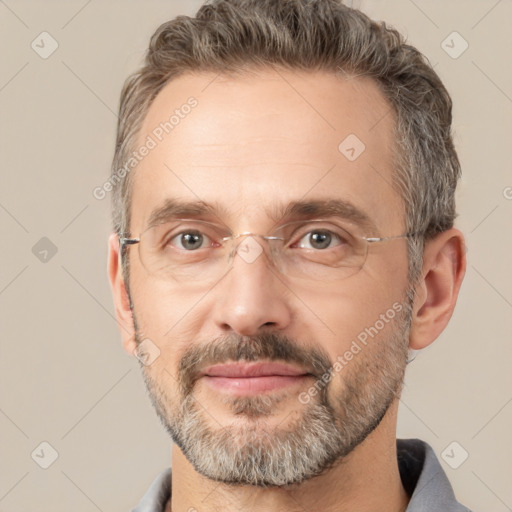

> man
[108,0,469,510]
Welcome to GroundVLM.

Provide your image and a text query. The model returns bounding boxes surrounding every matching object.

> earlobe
[409,228,466,350]
[107,233,137,355]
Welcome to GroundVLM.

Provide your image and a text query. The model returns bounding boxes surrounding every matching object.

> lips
[199,362,312,395]
[202,362,310,378]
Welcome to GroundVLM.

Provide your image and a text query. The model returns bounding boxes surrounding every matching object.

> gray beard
[136,293,413,487]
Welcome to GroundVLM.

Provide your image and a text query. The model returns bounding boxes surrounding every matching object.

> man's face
[125,69,413,486]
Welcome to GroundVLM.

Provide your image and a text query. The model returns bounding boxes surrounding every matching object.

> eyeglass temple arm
[119,236,140,246]
[365,233,417,243]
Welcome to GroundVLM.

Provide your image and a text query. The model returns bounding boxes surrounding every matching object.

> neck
[167,402,409,512]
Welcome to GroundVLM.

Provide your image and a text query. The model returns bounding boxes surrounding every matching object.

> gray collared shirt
[132,439,473,511]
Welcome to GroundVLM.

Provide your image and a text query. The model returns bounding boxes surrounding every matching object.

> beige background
[1,0,511,510]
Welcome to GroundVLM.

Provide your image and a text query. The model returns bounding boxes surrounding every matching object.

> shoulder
[397,439,473,512]
[132,468,172,512]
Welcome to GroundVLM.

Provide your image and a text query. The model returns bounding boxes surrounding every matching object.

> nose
[212,235,293,336]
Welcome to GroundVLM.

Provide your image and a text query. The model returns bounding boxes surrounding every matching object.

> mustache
[178,332,332,396]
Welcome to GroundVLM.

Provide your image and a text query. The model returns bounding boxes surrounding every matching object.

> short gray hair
[111,0,461,284]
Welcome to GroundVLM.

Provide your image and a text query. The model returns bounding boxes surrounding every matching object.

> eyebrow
[269,199,378,234]
[146,198,378,234]
[147,199,231,229]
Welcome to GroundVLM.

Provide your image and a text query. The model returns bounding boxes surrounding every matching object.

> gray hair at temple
[111,0,461,285]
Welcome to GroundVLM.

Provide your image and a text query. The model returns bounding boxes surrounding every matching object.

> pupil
[182,233,203,250]
[310,232,331,249]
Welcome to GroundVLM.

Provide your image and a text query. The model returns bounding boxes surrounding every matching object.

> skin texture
[108,68,466,512]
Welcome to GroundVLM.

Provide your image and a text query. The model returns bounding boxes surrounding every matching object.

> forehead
[131,68,404,234]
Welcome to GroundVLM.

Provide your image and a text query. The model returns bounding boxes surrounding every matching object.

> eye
[294,229,346,250]
[169,230,213,251]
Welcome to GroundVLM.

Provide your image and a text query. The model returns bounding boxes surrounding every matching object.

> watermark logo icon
[134,338,161,366]
[237,237,263,264]
[441,441,469,469]
[338,134,366,161]
[31,441,59,469]
[31,32,59,59]
[441,32,468,59]
[32,237,58,263]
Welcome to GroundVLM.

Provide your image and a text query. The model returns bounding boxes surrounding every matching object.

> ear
[107,233,137,356]
[409,228,466,350]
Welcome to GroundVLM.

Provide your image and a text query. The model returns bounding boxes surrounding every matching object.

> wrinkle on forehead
[131,68,404,236]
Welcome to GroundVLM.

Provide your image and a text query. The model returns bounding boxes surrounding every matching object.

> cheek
[129,260,203,331]
[129,275,211,377]
[300,278,408,374]
[145,361,179,391]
